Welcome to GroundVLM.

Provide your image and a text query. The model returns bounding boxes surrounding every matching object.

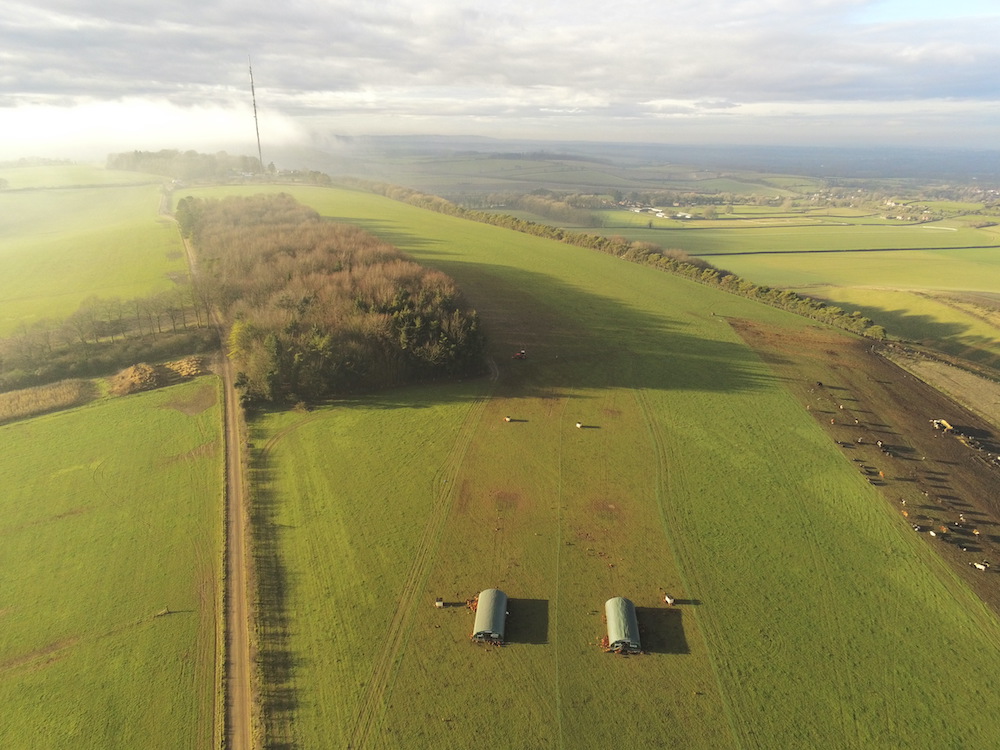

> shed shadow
[637,607,690,654]
[505,598,549,644]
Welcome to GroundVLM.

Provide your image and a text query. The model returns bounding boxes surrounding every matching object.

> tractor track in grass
[633,387,742,749]
[346,363,498,749]
[258,413,323,458]
[785,458,862,748]
[553,395,567,750]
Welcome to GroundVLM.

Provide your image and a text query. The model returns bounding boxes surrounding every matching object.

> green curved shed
[605,596,641,653]
[472,588,508,643]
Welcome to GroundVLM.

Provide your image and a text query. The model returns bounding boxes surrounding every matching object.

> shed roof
[605,596,641,652]
[473,588,508,642]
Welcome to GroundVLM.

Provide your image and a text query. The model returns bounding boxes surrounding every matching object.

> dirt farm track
[731,320,1000,614]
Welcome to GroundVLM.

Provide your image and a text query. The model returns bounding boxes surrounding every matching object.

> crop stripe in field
[792,477,865,748]
[259,413,322,458]
[0,613,175,675]
[553,395,567,750]
[633,388,744,750]
[694,243,1000,257]
[347,376,496,749]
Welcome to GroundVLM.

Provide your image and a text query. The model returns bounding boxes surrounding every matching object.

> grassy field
[180,185,1000,748]
[713,245,1000,368]
[591,216,997,254]
[0,166,188,335]
[361,155,816,197]
[0,165,163,189]
[0,378,223,749]
[793,285,1000,365]
[549,205,1000,369]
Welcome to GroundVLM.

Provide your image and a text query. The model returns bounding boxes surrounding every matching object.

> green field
[180,185,1000,369]
[593,217,997,254]
[0,166,188,335]
[0,165,163,190]
[712,245,1000,367]
[360,154,818,197]
[807,286,1000,368]
[0,378,223,749]
[564,206,1000,368]
[4,154,998,748]
[178,185,1000,747]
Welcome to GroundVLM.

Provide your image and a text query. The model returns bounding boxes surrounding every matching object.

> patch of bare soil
[0,638,79,675]
[164,380,218,416]
[589,497,624,522]
[730,320,1000,615]
[491,490,522,511]
[159,440,219,467]
[0,507,90,537]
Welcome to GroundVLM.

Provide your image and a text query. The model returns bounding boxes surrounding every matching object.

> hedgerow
[337,177,887,341]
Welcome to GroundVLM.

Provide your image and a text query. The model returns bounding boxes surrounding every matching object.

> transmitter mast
[249,57,263,172]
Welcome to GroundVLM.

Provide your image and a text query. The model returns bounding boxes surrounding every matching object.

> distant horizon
[6,133,1000,165]
[4,121,1000,166]
[96,136,1000,184]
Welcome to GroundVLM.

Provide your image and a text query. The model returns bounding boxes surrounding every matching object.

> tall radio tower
[249,56,264,172]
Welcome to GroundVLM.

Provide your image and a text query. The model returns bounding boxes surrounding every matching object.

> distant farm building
[605,596,641,654]
[472,588,508,644]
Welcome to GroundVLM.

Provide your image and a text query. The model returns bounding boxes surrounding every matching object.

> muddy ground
[730,320,1000,615]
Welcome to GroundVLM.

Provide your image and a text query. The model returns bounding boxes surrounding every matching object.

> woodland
[0,289,214,392]
[176,193,485,401]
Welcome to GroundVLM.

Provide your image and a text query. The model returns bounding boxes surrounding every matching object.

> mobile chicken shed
[472,588,508,644]
[605,596,641,653]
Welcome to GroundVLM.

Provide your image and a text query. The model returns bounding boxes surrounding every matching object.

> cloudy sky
[3,0,999,159]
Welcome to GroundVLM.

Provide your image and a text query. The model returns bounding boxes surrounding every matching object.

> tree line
[176,193,486,402]
[336,177,888,341]
[460,193,602,227]
[106,150,264,180]
[0,287,215,392]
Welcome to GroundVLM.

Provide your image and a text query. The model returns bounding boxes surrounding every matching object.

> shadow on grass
[505,598,549,645]
[637,607,690,654]
[251,447,303,750]
[323,216,443,256]
[253,260,777,419]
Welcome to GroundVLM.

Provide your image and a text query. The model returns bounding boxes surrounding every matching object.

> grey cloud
[2,0,999,149]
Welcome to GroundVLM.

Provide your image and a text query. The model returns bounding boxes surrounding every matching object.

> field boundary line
[0,608,190,677]
[177,221,255,750]
[212,376,227,750]
[554,396,566,750]
[346,375,496,749]
[694,243,1000,257]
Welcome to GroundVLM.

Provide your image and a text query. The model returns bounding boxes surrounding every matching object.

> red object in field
[513,349,527,359]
